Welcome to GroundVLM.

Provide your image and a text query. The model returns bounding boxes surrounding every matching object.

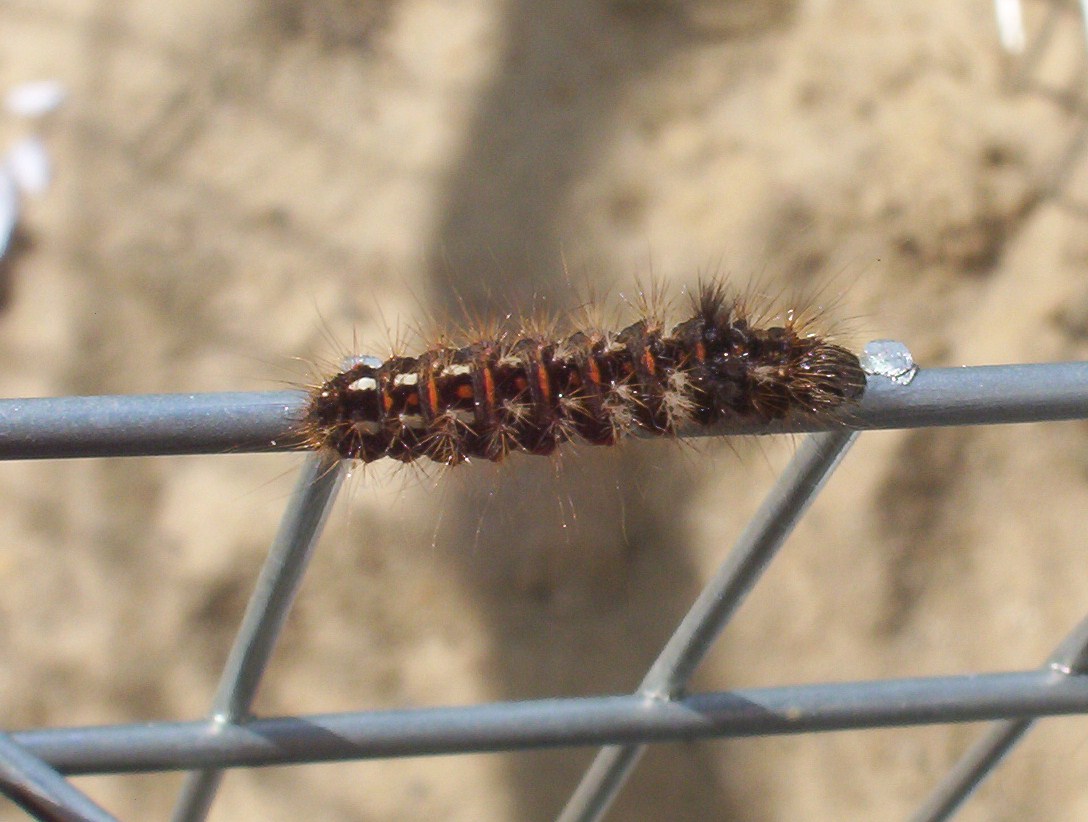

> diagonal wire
[169,448,346,822]
[0,731,119,822]
[556,428,858,822]
[910,614,1088,822]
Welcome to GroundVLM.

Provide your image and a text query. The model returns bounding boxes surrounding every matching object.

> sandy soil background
[3,1,1088,820]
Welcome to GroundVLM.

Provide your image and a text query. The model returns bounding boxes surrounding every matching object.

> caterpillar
[298,280,866,466]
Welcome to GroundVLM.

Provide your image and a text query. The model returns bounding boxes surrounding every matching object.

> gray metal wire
[558,430,858,822]
[910,614,1088,822]
[10,670,1088,772]
[1,355,1088,822]
[0,732,118,822]
[0,361,1085,459]
[170,449,347,822]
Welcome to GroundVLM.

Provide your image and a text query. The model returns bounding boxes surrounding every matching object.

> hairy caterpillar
[298,279,866,466]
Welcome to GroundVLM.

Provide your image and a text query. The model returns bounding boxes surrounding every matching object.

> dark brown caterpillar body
[300,281,866,465]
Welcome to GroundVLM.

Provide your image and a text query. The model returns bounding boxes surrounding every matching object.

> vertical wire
[169,448,346,822]
[557,429,859,822]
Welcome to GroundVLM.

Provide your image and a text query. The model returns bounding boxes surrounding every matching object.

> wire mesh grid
[1,355,1087,822]
[5,1,1088,820]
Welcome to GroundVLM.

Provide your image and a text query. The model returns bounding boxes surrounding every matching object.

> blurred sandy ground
[3,0,1088,820]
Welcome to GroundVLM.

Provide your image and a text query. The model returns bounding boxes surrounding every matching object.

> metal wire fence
[0,1,1084,820]
[0,347,1087,821]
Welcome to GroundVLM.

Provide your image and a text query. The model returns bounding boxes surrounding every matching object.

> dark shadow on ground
[423,2,797,818]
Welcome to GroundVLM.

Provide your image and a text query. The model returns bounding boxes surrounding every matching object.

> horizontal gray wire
[0,361,1084,459]
[0,391,302,459]
[12,670,1088,775]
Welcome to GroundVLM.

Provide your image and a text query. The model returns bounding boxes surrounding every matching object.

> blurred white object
[996,0,1088,55]
[4,80,66,119]
[0,168,19,259]
[995,0,1026,54]
[0,80,65,262]
[6,136,51,195]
